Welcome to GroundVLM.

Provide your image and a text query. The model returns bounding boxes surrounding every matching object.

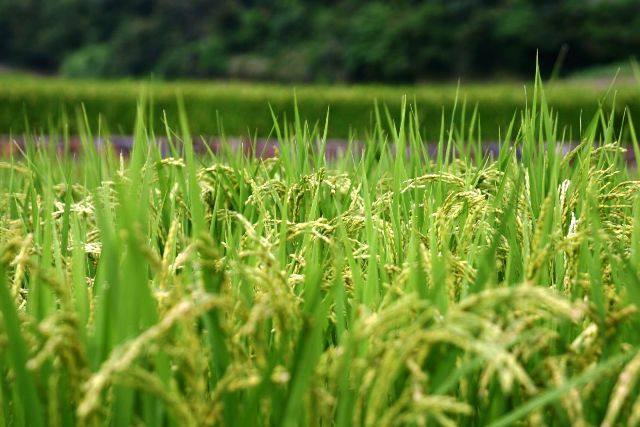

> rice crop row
[1,73,640,426]
[1,71,639,140]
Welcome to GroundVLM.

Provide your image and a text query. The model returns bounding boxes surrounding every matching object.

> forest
[2,0,639,82]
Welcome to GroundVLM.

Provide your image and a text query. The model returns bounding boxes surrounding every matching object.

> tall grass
[1,74,640,426]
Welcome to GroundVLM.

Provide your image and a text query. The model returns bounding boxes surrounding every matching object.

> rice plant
[2,74,640,426]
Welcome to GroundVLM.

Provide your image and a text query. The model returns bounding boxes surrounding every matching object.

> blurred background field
[0,0,639,139]
[0,71,638,140]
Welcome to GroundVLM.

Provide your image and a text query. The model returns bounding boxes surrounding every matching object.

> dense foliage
[3,76,640,425]
[1,0,639,82]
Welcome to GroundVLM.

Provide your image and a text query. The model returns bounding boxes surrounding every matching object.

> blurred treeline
[1,0,639,82]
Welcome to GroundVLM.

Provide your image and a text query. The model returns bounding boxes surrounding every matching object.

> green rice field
[1,71,639,141]
[2,74,640,425]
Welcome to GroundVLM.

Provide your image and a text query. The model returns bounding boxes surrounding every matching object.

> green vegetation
[3,75,640,426]
[2,0,640,82]
[571,61,640,81]
[0,73,639,140]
